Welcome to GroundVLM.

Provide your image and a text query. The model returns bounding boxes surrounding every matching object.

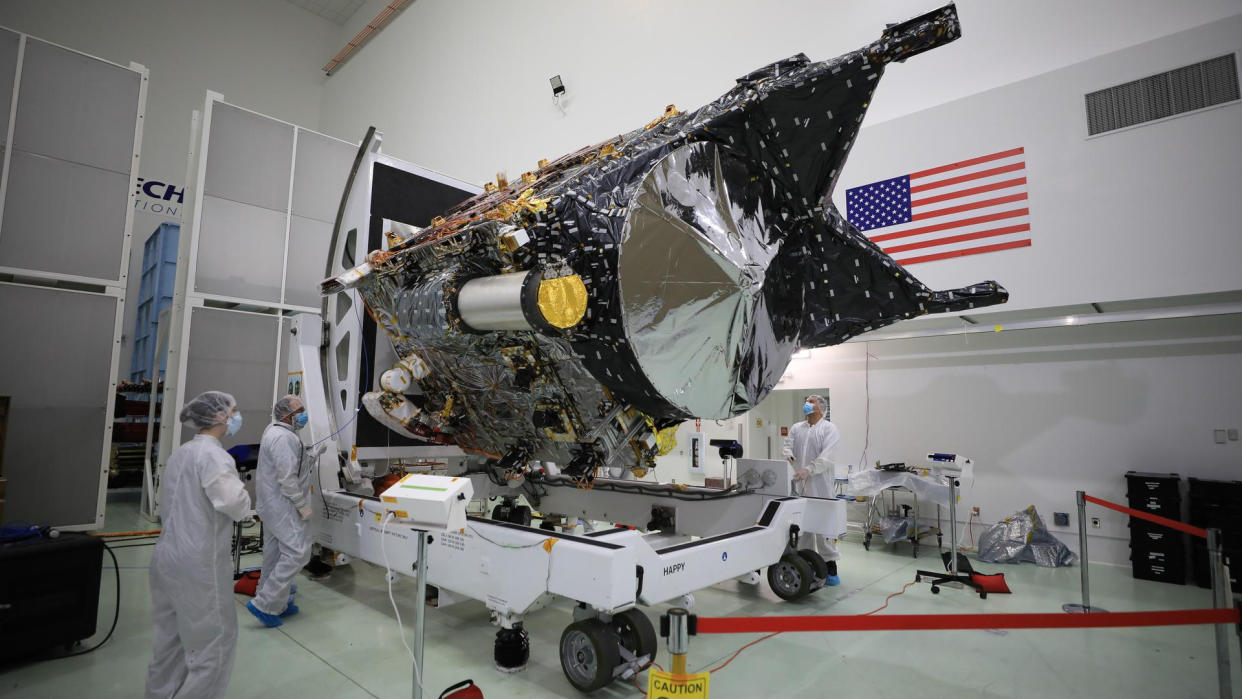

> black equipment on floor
[0,531,104,660]
[1125,471,1186,585]
[1188,477,1242,592]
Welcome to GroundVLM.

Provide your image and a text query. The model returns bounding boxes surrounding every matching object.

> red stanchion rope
[695,607,1238,635]
[1083,494,1208,539]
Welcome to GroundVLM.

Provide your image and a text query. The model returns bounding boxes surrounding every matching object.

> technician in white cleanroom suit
[246,395,312,628]
[782,393,842,585]
[146,391,250,699]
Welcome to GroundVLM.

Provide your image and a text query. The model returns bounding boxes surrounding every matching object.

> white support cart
[289,311,847,694]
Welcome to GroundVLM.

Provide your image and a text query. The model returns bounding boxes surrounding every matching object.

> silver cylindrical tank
[457,272,534,331]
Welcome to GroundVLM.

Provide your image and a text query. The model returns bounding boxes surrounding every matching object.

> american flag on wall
[845,147,1030,266]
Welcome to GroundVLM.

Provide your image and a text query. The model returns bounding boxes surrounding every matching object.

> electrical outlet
[971,506,980,516]
[1229,428,1239,441]
[1090,517,1101,529]
[1053,512,1069,526]
[1215,429,1228,444]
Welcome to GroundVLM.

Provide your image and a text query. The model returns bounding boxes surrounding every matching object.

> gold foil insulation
[536,274,588,329]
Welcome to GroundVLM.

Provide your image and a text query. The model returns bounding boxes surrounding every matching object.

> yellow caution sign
[648,670,709,698]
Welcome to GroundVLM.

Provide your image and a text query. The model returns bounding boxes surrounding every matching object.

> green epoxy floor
[2,493,1238,698]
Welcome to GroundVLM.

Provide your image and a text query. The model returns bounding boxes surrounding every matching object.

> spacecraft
[324,3,1006,488]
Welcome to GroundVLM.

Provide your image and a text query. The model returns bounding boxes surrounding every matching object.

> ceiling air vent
[1085,53,1239,136]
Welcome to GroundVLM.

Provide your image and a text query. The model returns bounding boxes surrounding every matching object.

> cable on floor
[102,541,159,550]
[707,632,782,674]
[859,580,918,616]
[59,542,121,658]
[630,661,664,697]
[92,529,161,538]
[704,577,919,674]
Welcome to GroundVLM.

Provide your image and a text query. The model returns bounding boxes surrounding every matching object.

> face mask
[293,412,308,430]
[226,412,243,436]
[803,402,815,416]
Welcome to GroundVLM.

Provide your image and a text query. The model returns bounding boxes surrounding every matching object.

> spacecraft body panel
[333,5,1006,481]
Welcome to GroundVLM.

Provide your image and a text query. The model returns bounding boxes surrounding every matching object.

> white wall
[0,0,339,375]
[835,15,1242,316]
[652,389,832,486]
[316,0,1242,187]
[780,314,1242,565]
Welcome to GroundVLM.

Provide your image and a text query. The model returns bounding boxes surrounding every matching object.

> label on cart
[648,670,709,698]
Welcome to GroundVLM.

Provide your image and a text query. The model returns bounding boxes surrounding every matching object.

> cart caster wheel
[611,609,657,665]
[796,549,830,582]
[767,553,813,601]
[930,586,940,595]
[912,543,919,558]
[863,534,871,551]
[559,618,620,692]
[915,575,922,583]
[980,591,988,599]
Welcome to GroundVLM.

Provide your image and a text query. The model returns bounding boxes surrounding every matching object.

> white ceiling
[282,0,367,25]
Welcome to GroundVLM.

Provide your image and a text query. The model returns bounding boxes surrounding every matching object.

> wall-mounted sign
[134,177,184,218]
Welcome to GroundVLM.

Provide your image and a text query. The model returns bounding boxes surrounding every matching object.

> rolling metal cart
[861,485,942,557]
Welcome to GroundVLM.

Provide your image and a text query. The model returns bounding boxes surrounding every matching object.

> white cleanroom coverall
[146,434,250,699]
[783,418,842,561]
[253,421,312,615]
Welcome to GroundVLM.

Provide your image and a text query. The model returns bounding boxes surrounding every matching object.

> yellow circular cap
[537,274,588,329]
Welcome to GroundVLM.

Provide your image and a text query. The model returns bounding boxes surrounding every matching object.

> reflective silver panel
[619,142,799,418]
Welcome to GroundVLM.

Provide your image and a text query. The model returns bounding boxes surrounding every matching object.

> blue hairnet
[272,394,302,421]
[179,390,237,431]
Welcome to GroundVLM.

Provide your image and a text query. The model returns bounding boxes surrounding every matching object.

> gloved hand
[795,467,811,481]
[298,506,314,521]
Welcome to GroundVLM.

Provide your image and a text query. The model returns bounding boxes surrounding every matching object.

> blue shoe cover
[826,574,842,587]
[280,603,300,618]
[246,600,283,627]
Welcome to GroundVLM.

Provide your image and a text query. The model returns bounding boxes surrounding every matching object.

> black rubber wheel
[863,533,871,551]
[767,553,813,601]
[796,549,829,581]
[560,618,621,693]
[540,521,557,531]
[511,505,533,527]
[491,503,510,521]
[912,542,919,558]
[931,586,940,595]
[612,608,657,662]
[980,591,988,599]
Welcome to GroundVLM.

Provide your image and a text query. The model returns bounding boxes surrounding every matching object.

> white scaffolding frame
[151,92,355,520]
[0,25,146,529]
